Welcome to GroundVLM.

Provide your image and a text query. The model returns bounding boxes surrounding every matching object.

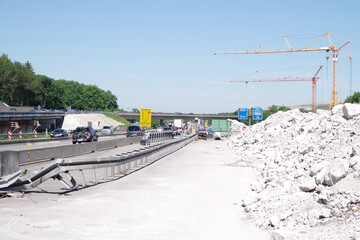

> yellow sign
[205,121,208,127]
[140,108,151,127]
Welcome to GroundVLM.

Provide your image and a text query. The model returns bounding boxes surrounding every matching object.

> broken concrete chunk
[324,158,349,186]
[310,161,328,177]
[300,178,317,192]
[342,103,360,119]
[268,216,281,227]
[353,232,360,240]
[350,155,360,168]
[331,104,344,116]
[270,229,293,240]
[242,191,260,206]
[352,145,360,156]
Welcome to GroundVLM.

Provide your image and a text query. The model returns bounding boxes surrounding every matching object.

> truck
[174,119,184,135]
[174,119,183,128]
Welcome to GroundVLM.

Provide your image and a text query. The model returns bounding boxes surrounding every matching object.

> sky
[0,0,359,113]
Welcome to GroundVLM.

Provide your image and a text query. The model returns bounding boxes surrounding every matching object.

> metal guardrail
[140,132,174,145]
[0,134,196,193]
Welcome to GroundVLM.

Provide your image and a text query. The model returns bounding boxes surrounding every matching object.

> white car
[101,126,114,135]
[156,126,173,133]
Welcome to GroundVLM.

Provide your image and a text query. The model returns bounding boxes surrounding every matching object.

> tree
[345,92,360,104]
[0,53,119,110]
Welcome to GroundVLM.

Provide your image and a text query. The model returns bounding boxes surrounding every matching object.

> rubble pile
[225,103,360,239]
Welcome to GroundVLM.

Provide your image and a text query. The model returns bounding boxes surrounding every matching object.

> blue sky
[0,0,358,113]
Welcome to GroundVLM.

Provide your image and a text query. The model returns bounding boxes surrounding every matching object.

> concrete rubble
[223,103,360,239]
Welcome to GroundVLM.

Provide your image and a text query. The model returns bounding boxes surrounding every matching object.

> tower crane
[215,33,353,109]
[230,66,323,113]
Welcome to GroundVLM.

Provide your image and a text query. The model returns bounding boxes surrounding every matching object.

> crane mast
[215,33,353,109]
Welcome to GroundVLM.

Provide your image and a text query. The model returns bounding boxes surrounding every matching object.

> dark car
[51,129,68,138]
[72,126,98,144]
[126,125,145,137]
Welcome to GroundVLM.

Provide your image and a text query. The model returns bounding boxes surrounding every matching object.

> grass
[0,134,47,141]
[103,113,131,130]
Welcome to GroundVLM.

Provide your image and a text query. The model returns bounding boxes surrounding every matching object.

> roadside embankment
[62,113,124,131]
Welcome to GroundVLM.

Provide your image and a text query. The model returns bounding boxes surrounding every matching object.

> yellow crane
[215,32,353,109]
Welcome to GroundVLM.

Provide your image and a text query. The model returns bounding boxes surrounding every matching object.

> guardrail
[0,134,196,193]
[140,132,174,145]
[0,136,141,178]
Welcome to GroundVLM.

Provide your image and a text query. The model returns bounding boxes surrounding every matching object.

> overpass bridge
[117,112,238,122]
[0,110,65,133]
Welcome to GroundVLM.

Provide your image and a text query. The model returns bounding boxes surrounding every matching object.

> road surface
[0,134,125,152]
[0,140,269,240]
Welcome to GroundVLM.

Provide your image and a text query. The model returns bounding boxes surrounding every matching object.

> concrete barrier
[0,151,20,177]
[0,131,126,145]
[0,136,141,176]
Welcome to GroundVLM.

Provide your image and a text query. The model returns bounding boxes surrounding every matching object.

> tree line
[0,54,118,111]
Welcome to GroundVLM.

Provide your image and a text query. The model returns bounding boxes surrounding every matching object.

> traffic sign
[253,108,263,120]
[238,108,248,120]
[140,108,152,127]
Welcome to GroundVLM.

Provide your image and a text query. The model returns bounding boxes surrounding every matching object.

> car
[126,125,145,137]
[171,126,178,135]
[50,129,68,138]
[156,126,172,133]
[196,128,208,140]
[176,127,184,135]
[196,128,220,140]
[101,126,114,135]
[72,126,98,144]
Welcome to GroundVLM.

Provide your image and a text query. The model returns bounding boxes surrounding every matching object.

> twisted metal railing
[0,134,196,193]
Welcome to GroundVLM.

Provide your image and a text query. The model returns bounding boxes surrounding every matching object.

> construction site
[213,33,360,239]
[1,1,359,239]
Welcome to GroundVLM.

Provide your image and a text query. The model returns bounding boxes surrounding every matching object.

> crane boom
[230,77,314,82]
[230,66,323,113]
[215,47,331,55]
[215,33,353,109]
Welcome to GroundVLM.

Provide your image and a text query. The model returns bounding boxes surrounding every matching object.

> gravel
[222,104,360,239]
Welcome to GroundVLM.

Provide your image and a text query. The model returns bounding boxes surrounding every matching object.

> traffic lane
[0,141,269,240]
[0,135,126,152]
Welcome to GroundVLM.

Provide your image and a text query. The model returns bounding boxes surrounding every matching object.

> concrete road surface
[0,140,269,240]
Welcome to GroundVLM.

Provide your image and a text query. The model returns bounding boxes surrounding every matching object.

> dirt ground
[0,140,269,240]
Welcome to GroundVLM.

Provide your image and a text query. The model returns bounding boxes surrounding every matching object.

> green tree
[345,92,360,104]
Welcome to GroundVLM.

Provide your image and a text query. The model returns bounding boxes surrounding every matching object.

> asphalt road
[0,135,125,152]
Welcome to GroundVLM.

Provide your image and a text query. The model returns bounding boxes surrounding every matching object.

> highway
[0,134,126,152]
[0,140,269,240]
